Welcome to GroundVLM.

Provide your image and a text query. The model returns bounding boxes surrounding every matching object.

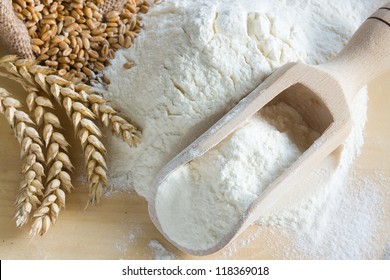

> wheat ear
[26,90,74,236]
[88,93,141,146]
[0,87,45,227]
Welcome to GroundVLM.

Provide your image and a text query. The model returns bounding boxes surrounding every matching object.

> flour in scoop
[156,102,319,251]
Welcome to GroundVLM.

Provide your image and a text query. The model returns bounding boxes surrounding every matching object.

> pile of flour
[102,0,388,257]
[156,103,319,250]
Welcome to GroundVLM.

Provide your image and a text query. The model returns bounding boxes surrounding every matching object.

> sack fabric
[0,0,34,58]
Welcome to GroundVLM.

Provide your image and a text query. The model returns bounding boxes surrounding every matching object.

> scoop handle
[319,4,390,101]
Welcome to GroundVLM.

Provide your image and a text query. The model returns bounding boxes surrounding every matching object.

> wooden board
[0,46,389,259]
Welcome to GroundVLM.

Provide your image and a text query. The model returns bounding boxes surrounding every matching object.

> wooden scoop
[148,4,390,255]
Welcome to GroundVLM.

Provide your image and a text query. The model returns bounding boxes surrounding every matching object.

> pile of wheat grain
[12,0,150,83]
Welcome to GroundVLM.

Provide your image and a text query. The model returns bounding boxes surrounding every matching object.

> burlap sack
[0,0,34,58]
[0,0,127,59]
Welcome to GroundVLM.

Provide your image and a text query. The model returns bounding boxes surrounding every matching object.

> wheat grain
[123,61,134,69]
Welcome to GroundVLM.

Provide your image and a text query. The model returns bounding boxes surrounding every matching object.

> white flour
[102,0,389,258]
[156,103,319,250]
[148,240,177,260]
[286,173,385,259]
[384,242,390,260]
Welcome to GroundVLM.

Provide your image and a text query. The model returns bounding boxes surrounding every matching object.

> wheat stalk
[0,59,74,235]
[0,87,45,227]
[1,55,141,232]
[1,57,100,210]
[26,90,74,235]
[43,74,108,205]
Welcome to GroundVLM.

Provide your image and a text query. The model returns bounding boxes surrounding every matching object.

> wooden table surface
[0,45,389,259]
